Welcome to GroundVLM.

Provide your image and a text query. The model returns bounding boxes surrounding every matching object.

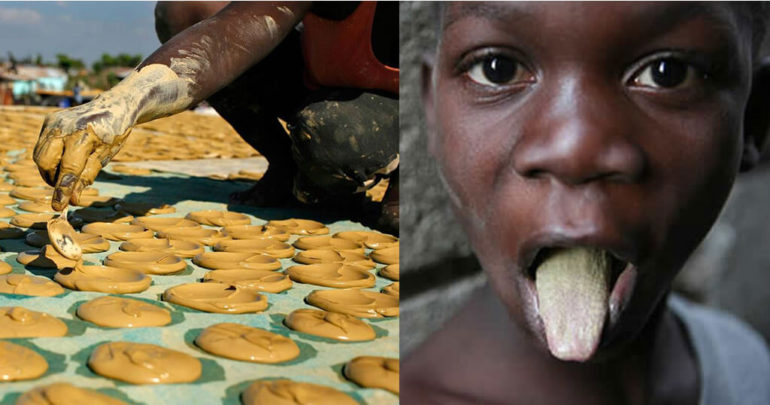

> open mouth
[523,246,637,362]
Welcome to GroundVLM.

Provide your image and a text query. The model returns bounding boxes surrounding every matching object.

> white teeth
[535,247,611,362]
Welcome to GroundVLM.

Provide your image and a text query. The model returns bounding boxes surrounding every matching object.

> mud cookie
[344,356,399,394]
[163,283,269,314]
[285,308,375,342]
[77,296,171,328]
[131,216,198,232]
[306,289,399,318]
[104,251,187,275]
[195,323,299,363]
[185,210,251,227]
[379,264,399,281]
[192,252,281,271]
[213,239,294,258]
[0,307,67,338]
[156,227,228,246]
[220,224,290,241]
[115,201,175,216]
[287,263,376,288]
[241,379,357,405]
[88,341,201,384]
[0,341,48,381]
[54,265,151,294]
[119,238,204,258]
[203,269,292,293]
[81,223,153,241]
[293,236,364,252]
[293,249,375,270]
[0,274,64,296]
[16,383,128,405]
[266,218,329,235]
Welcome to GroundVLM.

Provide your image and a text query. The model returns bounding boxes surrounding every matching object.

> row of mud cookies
[0,156,399,405]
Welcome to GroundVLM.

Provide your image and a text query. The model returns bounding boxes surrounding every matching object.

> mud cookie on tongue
[535,247,611,362]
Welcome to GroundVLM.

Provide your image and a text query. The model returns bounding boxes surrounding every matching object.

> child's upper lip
[518,231,641,276]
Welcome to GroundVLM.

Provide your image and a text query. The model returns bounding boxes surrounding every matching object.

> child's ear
[742,57,770,171]
[422,53,438,156]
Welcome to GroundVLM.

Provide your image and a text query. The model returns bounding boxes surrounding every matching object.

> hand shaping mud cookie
[287,263,376,288]
[16,382,128,405]
[241,379,357,405]
[104,251,187,275]
[195,322,300,363]
[185,210,251,227]
[77,296,171,328]
[203,269,293,293]
[0,307,67,338]
[192,252,281,271]
[163,283,269,313]
[88,341,201,384]
[285,308,376,341]
[306,289,399,318]
[0,341,48,381]
[54,264,152,293]
[0,274,64,296]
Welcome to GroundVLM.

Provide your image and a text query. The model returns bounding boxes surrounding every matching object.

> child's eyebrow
[442,2,741,38]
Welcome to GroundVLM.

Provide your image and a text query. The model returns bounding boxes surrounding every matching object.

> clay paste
[131,216,198,232]
[104,251,187,275]
[54,264,151,293]
[0,307,67,338]
[287,263,376,288]
[88,341,201,384]
[156,227,229,246]
[221,224,290,241]
[11,213,56,229]
[10,187,52,201]
[0,274,64,296]
[185,210,251,227]
[114,201,175,216]
[192,252,281,271]
[293,249,375,270]
[203,269,293,293]
[0,341,48,381]
[241,379,357,405]
[344,356,399,394]
[163,283,268,314]
[77,296,171,328]
[379,264,399,281]
[213,239,294,258]
[0,193,16,205]
[0,261,10,275]
[306,289,399,318]
[195,322,299,363]
[381,282,399,297]
[17,200,56,213]
[285,308,375,341]
[119,238,204,258]
[16,382,128,405]
[292,236,363,252]
[266,218,329,235]
[370,246,399,265]
[0,206,17,218]
[81,222,153,241]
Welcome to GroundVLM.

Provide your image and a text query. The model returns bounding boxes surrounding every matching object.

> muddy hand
[33,102,133,211]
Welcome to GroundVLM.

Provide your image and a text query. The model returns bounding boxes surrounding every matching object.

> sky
[0,2,160,66]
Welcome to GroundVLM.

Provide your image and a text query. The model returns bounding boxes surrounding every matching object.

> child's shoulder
[669,295,770,405]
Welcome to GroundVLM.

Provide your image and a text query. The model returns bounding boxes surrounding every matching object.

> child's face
[426,2,759,360]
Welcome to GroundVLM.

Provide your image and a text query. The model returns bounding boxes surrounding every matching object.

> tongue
[535,247,611,362]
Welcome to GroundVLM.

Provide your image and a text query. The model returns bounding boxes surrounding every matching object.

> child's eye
[631,58,700,89]
[466,55,534,87]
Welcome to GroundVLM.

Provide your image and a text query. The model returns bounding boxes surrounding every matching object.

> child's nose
[512,82,646,185]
